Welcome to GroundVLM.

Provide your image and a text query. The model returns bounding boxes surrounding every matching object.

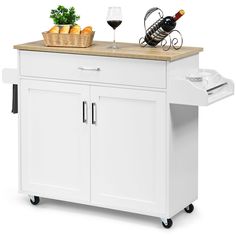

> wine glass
[107,7,122,49]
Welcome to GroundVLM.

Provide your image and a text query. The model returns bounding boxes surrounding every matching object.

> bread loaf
[60,25,70,34]
[81,26,92,34]
[70,25,81,34]
[49,26,59,33]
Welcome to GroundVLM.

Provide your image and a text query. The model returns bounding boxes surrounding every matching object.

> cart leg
[29,195,40,205]
[161,218,173,228]
[184,203,194,213]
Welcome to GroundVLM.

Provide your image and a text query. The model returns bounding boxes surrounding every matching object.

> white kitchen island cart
[3,41,234,228]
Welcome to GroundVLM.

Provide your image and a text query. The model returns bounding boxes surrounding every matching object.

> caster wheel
[30,196,40,205]
[162,218,173,229]
[184,203,194,213]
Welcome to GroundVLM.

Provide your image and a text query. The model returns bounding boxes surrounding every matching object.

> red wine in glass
[107,20,122,30]
[107,7,122,49]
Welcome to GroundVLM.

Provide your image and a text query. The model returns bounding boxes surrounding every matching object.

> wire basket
[42,31,95,48]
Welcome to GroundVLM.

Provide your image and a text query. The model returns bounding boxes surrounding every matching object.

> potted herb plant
[50,5,80,26]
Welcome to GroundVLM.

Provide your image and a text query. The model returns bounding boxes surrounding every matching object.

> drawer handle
[78,67,101,71]
[82,101,88,123]
[207,82,228,94]
[92,103,97,125]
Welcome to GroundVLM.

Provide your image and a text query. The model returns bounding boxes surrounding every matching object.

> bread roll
[70,25,81,34]
[84,26,92,31]
[81,26,93,34]
[49,26,59,33]
[60,25,70,34]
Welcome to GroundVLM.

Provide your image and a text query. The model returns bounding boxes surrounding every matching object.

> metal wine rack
[139,7,183,51]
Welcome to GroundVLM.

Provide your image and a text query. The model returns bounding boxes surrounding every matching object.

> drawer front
[20,51,166,88]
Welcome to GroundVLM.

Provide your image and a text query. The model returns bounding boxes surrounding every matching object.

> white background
[0,0,235,235]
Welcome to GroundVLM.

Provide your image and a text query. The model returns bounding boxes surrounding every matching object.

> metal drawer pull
[82,101,88,123]
[92,103,97,125]
[12,84,18,114]
[78,67,101,71]
[207,82,228,93]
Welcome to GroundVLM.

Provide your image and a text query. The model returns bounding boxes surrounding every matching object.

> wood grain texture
[14,40,203,61]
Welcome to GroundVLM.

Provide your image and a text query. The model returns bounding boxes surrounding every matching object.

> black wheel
[162,219,173,229]
[30,196,40,205]
[184,203,194,213]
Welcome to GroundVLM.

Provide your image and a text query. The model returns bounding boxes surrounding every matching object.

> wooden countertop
[14,40,203,61]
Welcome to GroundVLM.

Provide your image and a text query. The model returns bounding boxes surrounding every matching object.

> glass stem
[113,29,116,48]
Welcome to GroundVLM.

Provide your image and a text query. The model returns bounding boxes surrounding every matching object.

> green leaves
[50,5,80,25]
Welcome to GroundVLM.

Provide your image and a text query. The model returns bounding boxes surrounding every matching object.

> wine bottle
[145,10,185,47]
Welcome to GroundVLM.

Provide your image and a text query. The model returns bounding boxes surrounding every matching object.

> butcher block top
[14,40,203,61]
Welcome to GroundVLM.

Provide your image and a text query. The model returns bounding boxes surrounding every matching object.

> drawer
[20,51,166,88]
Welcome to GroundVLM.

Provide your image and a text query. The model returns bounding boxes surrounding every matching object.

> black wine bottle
[145,10,185,46]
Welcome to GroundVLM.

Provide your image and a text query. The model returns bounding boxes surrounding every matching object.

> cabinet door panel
[91,87,166,216]
[20,79,90,203]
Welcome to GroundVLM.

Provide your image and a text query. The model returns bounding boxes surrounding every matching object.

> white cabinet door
[20,79,90,203]
[91,86,166,216]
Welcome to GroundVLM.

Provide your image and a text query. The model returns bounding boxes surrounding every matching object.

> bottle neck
[173,10,185,22]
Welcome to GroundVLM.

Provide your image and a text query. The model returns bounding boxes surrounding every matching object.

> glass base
[108,43,118,49]
[112,44,118,49]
